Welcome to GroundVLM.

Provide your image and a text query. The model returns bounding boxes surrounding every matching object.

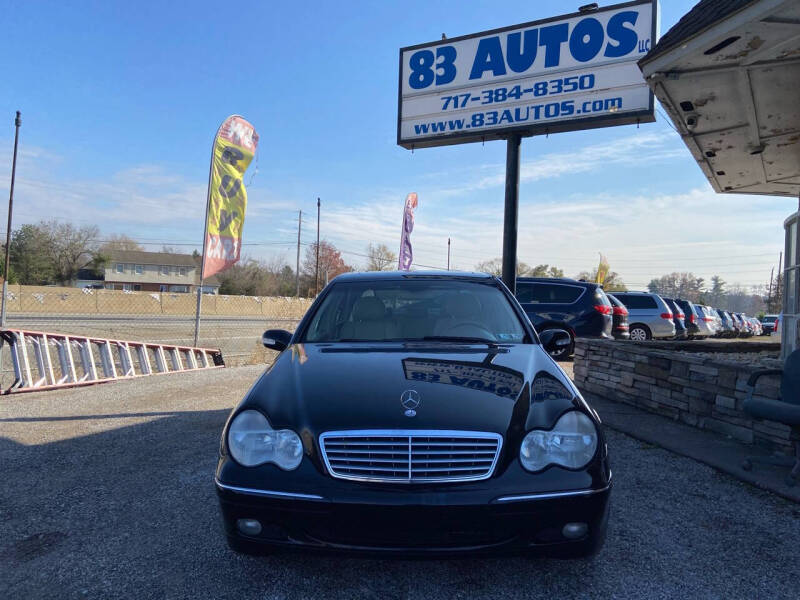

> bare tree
[39,220,102,284]
[474,258,544,277]
[302,241,353,293]
[577,269,627,292]
[98,234,143,253]
[366,243,397,271]
[216,254,296,297]
[529,264,564,278]
[648,272,705,302]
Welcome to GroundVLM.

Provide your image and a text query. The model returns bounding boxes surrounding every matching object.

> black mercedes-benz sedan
[215,271,611,558]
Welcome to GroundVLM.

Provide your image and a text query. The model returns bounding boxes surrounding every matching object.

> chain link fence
[0,284,314,386]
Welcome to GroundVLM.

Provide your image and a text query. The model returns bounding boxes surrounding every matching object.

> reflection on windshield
[290,343,308,364]
[402,357,524,400]
[303,279,527,343]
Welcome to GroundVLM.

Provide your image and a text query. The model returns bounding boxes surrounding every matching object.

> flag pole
[193,122,223,347]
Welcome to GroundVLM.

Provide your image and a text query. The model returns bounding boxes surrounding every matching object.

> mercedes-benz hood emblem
[400,390,421,417]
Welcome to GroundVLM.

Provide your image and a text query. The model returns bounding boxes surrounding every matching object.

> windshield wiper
[333,337,499,345]
[336,338,411,342]
[419,336,499,345]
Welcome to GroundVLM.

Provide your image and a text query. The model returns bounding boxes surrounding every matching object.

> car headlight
[227,409,303,470]
[520,411,598,472]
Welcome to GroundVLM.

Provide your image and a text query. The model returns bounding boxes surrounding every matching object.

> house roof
[640,0,759,66]
[107,250,198,267]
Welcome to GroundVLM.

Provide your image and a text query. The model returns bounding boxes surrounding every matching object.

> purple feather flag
[397,193,418,271]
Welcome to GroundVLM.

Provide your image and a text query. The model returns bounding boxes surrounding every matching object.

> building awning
[639,0,799,197]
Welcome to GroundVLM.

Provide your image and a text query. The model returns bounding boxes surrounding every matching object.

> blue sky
[0,0,792,290]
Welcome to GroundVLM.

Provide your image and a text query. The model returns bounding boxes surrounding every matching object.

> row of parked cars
[515,277,775,360]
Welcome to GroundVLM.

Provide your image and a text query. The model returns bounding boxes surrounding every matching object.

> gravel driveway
[1,366,799,599]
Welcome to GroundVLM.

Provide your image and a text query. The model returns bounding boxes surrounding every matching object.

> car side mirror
[539,329,571,354]
[262,329,292,351]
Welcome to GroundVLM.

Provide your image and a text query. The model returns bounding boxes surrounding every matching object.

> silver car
[694,305,719,337]
[611,292,676,341]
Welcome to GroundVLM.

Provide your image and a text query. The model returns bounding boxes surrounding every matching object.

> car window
[614,294,657,310]
[516,283,535,303]
[763,316,777,323]
[303,279,528,343]
[521,282,583,304]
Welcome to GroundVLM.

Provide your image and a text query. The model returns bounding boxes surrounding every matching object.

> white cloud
[310,185,787,291]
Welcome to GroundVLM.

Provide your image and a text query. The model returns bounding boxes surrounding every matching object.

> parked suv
[606,293,630,340]
[516,277,613,359]
[761,314,778,335]
[737,313,753,337]
[610,291,676,341]
[729,312,745,336]
[673,298,701,339]
[694,305,719,337]
[662,298,688,340]
[715,310,734,337]
[749,317,763,336]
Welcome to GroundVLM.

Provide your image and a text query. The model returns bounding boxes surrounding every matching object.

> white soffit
[640,0,800,197]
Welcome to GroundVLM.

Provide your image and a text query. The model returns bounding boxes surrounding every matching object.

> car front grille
[319,430,503,483]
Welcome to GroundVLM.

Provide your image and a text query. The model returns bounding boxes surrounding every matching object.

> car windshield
[763,316,776,323]
[302,278,528,343]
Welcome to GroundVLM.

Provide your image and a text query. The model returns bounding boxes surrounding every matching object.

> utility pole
[768,265,774,312]
[777,250,783,313]
[1,111,21,330]
[314,197,320,295]
[447,238,451,271]
[295,210,302,297]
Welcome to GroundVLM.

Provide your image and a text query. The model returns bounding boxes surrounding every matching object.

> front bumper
[216,476,611,557]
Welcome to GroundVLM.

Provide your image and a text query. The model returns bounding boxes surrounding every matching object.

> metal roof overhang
[639,0,800,197]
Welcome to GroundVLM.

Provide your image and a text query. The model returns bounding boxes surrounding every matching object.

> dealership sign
[398,0,658,149]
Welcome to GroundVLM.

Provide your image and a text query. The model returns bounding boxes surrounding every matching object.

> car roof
[516,277,599,287]
[333,270,495,282]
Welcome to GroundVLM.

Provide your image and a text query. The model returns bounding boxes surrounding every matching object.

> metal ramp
[0,328,224,394]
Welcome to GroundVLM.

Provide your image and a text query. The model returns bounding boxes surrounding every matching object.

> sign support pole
[501,133,521,294]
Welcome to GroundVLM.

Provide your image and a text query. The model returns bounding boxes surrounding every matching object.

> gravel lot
[2,365,799,599]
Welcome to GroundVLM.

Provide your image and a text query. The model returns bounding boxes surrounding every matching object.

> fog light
[236,518,262,536]
[562,522,588,539]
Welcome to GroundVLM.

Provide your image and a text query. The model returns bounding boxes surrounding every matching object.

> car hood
[238,342,580,438]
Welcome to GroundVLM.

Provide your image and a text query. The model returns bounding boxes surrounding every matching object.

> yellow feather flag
[596,254,610,285]
[201,115,259,280]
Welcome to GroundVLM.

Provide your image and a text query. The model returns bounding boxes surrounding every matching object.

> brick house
[76,250,220,293]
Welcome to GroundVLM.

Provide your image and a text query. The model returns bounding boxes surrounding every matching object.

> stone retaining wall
[573,339,797,455]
